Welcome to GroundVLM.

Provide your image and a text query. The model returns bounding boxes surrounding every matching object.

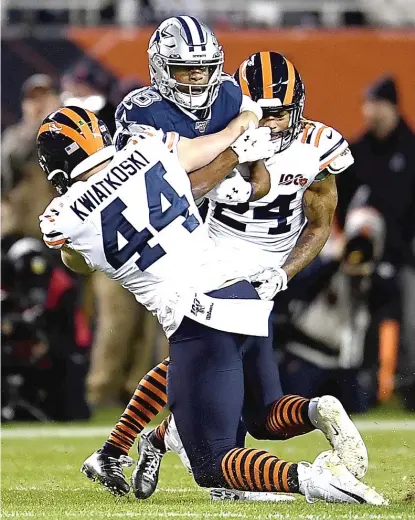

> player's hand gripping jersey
[40,129,271,336]
[208,121,354,267]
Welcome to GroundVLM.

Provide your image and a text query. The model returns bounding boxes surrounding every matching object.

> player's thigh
[168,317,245,464]
[279,352,325,397]
[242,324,283,432]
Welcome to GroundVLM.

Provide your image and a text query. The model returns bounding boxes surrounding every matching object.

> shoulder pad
[308,123,354,174]
[219,73,243,104]
[115,88,166,151]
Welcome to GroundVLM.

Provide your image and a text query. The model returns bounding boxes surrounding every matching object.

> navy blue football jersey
[114,74,243,151]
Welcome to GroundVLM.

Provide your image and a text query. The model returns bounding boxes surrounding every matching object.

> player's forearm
[185,110,257,173]
[281,224,331,281]
[282,175,337,281]
[189,148,238,200]
[186,127,241,172]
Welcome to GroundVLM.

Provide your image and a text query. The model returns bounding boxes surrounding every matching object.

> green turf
[2,420,415,520]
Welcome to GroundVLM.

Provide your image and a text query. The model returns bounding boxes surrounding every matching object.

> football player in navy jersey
[113,15,268,203]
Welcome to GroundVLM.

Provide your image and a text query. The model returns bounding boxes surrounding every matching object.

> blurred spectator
[61,60,117,135]
[110,77,145,107]
[1,74,93,421]
[2,234,91,421]
[2,74,60,239]
[337,75,415,408]
[277,207,392,413]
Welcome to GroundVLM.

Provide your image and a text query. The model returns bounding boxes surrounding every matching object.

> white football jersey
[207,120,354,269]
[47,129,249,336]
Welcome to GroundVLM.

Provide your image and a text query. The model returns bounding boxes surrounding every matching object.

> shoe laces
[143,450,162,482]
[103,455,133,479]
[120,455,134,468]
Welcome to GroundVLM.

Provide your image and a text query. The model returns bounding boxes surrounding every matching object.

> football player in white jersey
[38,106,385,506]
[207,50,354,294]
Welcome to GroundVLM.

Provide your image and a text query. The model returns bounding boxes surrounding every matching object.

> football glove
[39,198,69,250]
[231,123,274,164]
[206,171,252,205]
[251,266,288,301]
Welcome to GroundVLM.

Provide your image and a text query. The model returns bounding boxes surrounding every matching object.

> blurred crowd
[3,0,415,28]
[1,58,415,422]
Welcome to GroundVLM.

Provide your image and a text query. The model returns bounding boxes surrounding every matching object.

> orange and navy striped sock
[103,358,169,457]
[266,395,314,439]
[148,415,172,452]
[221,448,299,493]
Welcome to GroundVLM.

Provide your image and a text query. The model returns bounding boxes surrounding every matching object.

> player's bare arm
[185,110,267,199]
[61,245,94,275]
[178,110,257,172]
[282,174,338,281]
[189,149,240,200]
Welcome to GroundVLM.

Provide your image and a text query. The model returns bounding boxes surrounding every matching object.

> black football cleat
[131,432,164,499]
[81,450,133,496]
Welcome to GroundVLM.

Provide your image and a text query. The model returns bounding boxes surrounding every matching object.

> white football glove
[206,170,252,205]
[39,198,69,250]
[231,123,274,164]
[251,266,288,301]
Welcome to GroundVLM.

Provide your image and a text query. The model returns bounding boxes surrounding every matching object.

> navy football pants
[167,281,283,488]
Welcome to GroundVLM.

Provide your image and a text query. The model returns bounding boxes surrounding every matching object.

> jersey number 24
[101,162,199,271]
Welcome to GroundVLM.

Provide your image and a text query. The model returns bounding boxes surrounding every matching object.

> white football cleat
[164,415,192,474]
[309,395,368,479]
[298,451,388,505]
[210,488,295,502]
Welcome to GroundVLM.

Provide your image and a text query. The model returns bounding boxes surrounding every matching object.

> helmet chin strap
[174,89,209,109]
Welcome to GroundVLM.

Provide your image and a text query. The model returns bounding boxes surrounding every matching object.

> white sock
[307,397,320,428]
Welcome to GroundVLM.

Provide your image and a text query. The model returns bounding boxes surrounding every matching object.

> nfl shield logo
[195,120,209,133]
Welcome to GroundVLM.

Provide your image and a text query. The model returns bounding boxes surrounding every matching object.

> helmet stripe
[188,16,207,51]
[238,60,251,97]
[283,59,295,104]
[60,107,92,140]
[260,52,273,99]
[177,16,195,51]
[89,112,105,148]
[62,108,104,150]
[38,122,101,155]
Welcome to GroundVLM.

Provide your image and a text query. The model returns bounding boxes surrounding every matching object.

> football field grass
[2,413,415,520]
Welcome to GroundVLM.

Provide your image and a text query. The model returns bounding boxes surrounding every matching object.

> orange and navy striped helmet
[37,106,114,194]
[234,51,305,152]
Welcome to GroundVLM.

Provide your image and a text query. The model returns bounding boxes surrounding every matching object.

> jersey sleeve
[127,129,180,155]
[239,94,263,121]
[162,131,180,152]
[316,126,354,174]
[114,88,159,151]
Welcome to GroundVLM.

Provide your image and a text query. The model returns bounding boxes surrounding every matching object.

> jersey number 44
[101,162,199,271]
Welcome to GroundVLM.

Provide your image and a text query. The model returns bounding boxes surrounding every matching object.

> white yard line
[2,419,415,439]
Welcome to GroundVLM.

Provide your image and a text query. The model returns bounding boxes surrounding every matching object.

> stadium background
[2,29,415,136]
